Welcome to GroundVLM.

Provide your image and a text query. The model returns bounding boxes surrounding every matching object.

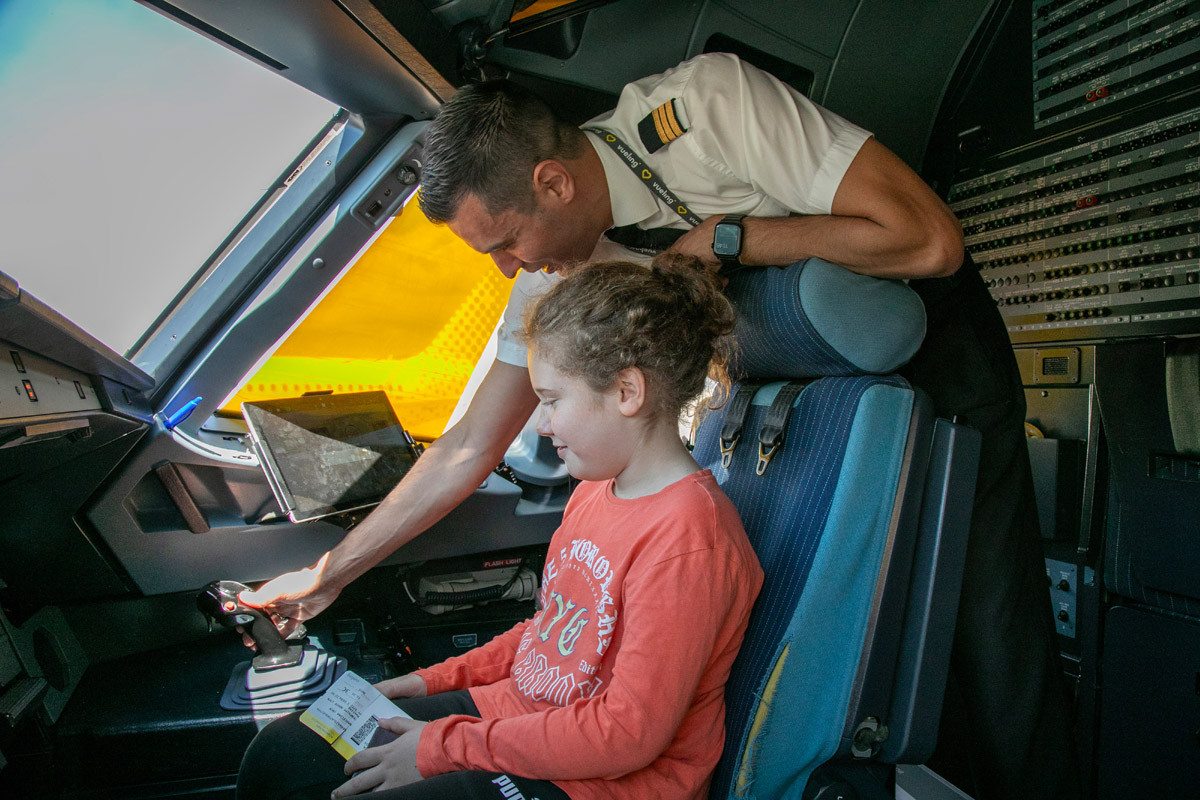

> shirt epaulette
[637,99,687,153]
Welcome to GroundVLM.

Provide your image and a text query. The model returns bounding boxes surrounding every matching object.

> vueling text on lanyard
[584,128,703,228]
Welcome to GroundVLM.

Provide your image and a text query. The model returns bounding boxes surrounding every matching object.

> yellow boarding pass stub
[299,670,411,759]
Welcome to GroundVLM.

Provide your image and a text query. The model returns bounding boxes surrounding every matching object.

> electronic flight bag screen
[242,391,417,523]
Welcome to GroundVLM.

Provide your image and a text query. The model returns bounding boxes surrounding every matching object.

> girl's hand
[332,717,427,797]
[374,673,427,699]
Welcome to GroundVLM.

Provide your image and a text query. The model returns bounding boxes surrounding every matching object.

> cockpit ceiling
[145,1,989,169]
[142,0,445,117]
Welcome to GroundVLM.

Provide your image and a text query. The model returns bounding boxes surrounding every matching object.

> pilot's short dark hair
[418,80,585,223]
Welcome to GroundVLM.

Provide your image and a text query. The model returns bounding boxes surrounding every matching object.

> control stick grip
[240,605,289,654]
[197,580,304,670]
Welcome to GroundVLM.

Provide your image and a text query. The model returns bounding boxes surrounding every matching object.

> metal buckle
[756,442,778,476]
[719,435,740,469]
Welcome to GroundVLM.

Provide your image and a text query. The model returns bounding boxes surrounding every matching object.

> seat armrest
[880,417,981,763]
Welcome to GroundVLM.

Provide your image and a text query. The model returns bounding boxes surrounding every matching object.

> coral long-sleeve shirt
[413,470,762,800]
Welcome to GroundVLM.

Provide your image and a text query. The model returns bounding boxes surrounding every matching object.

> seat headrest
[726,258,926,378]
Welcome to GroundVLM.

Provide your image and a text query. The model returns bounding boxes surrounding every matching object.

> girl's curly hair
[523,253,736,418]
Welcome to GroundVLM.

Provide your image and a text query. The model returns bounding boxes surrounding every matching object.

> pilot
[243,53,1075,799]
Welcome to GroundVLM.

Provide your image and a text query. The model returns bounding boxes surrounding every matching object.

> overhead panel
[944,2,1200,346]
[1032,0,1200,130]
[952,104,1200,344]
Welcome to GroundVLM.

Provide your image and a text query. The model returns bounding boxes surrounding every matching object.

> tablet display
[242,391,417,523]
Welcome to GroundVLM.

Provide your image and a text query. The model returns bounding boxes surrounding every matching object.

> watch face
[713,223,742,256]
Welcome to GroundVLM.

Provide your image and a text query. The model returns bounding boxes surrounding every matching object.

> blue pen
[164,396,203,430]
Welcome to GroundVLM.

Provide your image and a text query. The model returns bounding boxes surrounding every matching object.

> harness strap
[603,224,687,255]
[719,382,764,469]
[756,380,813,476]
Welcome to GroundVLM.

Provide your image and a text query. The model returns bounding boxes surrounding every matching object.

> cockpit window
[0,0,335,355]
[220,201,512,441]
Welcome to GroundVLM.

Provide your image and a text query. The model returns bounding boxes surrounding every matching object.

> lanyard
[585,127,703,227]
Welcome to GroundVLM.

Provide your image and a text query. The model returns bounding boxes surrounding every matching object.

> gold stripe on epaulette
[653,102,684,144]
[651,105,670,145]
[661,100,685,138]
[637,100,687,152]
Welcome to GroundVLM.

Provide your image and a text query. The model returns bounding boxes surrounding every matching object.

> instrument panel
[951,105,1200,343]
[937,2,1200,346]
[1033,0,1200,129]
[0,339,101,429]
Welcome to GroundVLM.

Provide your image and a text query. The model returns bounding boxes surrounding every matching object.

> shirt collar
[584,130,658,229]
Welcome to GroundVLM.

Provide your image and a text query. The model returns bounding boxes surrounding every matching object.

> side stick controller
[197,580,304,671]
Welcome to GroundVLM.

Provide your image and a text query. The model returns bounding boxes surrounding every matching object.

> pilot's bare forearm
[737,211,962,279]
[317,429,494,588]
[319,361,538,590]
[738,138,962,279]
[670,138,963,279]
[788,136,963,279]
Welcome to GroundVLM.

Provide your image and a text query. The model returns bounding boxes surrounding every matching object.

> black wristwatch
[712,214,746,267]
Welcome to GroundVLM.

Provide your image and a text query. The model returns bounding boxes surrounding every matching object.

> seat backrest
[694,260,980,798]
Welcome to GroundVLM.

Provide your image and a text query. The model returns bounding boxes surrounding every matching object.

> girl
[237,255,762,800]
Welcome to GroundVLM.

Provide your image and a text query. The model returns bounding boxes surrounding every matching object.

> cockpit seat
[692,259,981,799]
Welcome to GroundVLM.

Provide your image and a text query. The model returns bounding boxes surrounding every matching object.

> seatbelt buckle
[756,442,779,476]
[720,435,740,469]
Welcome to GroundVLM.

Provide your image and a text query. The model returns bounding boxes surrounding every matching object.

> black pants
[902,256,1079,800]
[236,690,571,800]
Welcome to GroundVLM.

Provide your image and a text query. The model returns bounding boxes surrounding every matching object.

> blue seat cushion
[726,259,926,379]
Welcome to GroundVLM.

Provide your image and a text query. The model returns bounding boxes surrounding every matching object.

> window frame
[130,110,376,398]
[153,118,433,447]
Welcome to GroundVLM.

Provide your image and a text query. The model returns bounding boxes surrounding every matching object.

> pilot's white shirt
[494,52,872,368]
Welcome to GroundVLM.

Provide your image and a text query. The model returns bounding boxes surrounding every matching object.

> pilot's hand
[333,717,427,797]
[375,673,427,700]
[237,554,339,645]
[664,215,724,271]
